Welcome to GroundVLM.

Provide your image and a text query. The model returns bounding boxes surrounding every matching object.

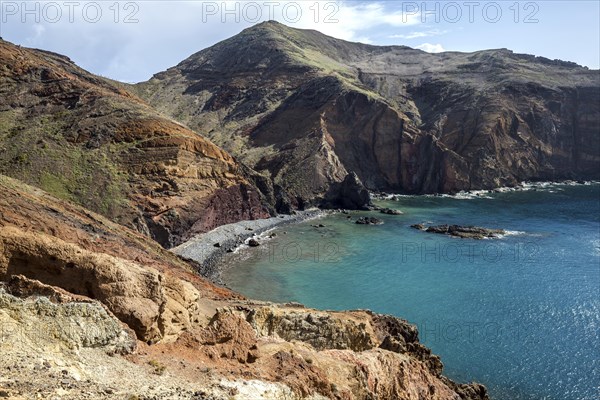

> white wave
[372,180,599,201]
[504,230,527,236]
[371,193,414,200]
[456,190,494,199]
[591,239,600,256]
[519,180,600,191]
[494,230,528,239]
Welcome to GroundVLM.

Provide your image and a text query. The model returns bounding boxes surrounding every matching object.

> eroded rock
[0,279,136,355]
[0,226,202,343]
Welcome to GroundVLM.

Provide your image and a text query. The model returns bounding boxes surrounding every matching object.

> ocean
[221,183,600,400]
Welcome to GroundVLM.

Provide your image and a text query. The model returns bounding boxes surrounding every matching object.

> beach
[172,209,327,282]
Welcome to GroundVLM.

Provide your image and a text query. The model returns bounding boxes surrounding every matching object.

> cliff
[0,39,271,247]
[0,174,488,399]
[138,21,600,205]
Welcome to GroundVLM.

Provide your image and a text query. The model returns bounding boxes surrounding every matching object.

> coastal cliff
[0,39,271,248]
[138,20,600,204]
[0,175,488,399]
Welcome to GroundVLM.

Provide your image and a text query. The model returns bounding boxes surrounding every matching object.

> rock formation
[380,207,404,215]
[322,172,372,210]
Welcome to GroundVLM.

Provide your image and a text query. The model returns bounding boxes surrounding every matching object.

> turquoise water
[221,184,600,400]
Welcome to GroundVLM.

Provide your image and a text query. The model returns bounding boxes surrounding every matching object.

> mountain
[0,174,488,399]
[0,39,271,248]
[138,20,600,206]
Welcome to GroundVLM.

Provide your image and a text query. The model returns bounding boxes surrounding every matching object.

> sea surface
[221,183,600,400]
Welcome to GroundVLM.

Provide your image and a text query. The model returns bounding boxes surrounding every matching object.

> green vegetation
[39,172,71,200]
[0,110,129,220]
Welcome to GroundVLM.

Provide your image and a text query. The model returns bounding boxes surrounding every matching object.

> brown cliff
[0,39,271,247]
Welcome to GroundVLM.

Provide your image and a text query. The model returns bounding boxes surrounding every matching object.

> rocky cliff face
[0,39,271,247]
[0,174,488,399]
[138,21,599,204]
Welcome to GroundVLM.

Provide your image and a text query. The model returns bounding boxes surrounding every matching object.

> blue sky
[1,1,598,82]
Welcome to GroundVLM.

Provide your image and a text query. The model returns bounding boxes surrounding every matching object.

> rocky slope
[0,39,271,248]
[0,174,488,399]
[138,21,600,205]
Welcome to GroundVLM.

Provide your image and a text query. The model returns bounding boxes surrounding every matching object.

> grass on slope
[0,110,129,221]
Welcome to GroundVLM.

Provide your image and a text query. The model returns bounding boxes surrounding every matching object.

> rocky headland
[0,175,489,399]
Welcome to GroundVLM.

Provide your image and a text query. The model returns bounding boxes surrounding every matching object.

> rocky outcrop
[0,40,271,248]
[0,175,244,343]
[247,306,377,352]
[0,225,203,343]
[139,20,600,206]
[412,224,505,239]
[0,277,136,355]
[322,172,372,210]
[172,304,489,400]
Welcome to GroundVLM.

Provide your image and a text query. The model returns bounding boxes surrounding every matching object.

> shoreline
[172,209,329,283]
[372,179,600,201]
[174,179,600,283]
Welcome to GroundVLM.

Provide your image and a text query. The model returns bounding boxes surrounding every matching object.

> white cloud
[415,43,446,53]
[276,1,422,43]
[389,29,448,40]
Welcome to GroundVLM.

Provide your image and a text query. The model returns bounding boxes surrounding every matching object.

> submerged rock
[355,217,384,225]
[380,208,404,215]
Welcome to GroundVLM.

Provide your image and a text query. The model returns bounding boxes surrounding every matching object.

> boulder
[248,238,261,247]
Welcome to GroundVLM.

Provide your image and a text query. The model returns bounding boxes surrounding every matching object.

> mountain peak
[256,19,283,27]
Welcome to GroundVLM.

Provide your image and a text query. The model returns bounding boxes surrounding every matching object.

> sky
[1,1,598,83]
